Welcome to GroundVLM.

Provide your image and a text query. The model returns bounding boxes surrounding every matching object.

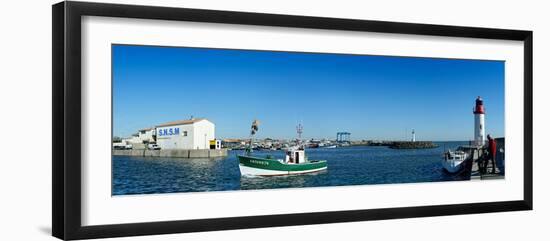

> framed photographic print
[52,1,533,240]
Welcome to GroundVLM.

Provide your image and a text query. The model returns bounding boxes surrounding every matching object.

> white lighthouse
[473,96,486,146]
[411,129,416,142]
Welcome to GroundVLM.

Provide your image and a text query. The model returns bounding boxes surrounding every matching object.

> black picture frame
[52,1,533,240]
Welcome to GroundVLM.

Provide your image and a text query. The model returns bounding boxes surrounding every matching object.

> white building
[121,127,155,145]
[123,134,141,145]
[137,127,156,143]
[155,118,215,150]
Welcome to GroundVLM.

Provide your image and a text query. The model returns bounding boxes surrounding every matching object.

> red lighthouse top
[474,96,485,114]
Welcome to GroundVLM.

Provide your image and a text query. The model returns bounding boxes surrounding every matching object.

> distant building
[222,139,246,149]
[155,118,215,150]
[120,127,156,147]
[137,127,156,143]
[123,133,141,145]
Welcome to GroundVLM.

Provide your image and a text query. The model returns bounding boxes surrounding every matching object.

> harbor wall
[113,148,228,158]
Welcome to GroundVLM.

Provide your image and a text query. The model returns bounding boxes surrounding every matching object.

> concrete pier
[113,148,228,158]
[466,137,505,180]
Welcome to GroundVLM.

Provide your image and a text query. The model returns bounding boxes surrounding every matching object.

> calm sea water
[112,141,471,195]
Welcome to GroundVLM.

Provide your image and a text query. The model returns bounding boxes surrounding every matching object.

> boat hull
[237,155,327,176]
[442,160,466,173]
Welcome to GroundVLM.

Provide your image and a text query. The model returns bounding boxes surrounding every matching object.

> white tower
[411,129,416,142]
[473,96,486,146]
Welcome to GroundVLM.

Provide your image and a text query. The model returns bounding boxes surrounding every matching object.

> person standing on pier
[487,134,497,174]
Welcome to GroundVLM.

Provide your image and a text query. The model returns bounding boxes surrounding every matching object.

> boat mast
[296,123,303,149]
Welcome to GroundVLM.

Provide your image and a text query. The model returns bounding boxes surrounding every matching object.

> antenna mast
[296,123,303,140]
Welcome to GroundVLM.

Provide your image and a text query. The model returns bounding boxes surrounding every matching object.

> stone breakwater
[388,141,438,149]
[350,140,439,149]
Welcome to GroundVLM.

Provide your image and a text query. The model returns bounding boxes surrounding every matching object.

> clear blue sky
[112,44,504,141]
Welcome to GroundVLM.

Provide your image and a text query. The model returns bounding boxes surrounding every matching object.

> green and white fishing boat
[237,121,328,176]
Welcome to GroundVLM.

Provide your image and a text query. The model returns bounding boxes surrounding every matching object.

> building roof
[156,118,209,128]
[138,127,154,132]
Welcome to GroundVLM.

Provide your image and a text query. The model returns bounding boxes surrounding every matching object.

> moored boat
[442,147,470,173]
[238,121,328,176]
[238,146,327,176]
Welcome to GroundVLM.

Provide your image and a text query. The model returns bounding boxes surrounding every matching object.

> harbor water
[113,141,472,195]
